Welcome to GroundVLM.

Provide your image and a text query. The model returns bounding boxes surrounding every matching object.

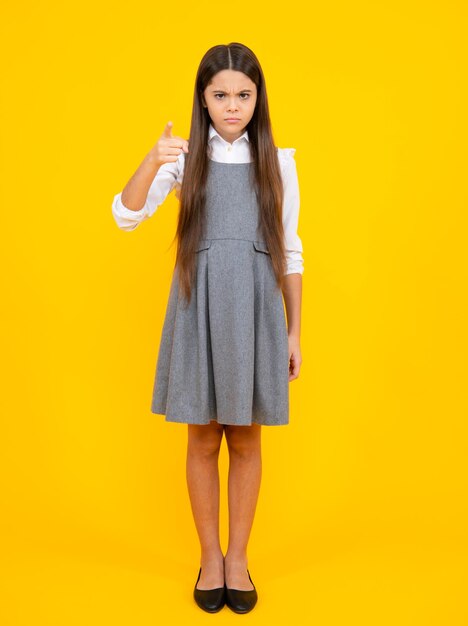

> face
[202,69,257,144]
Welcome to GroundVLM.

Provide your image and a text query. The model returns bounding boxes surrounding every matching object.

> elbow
[284,267,304,277]
[111,193,145,231]
[111,207,140,231]
[284,251,304,276]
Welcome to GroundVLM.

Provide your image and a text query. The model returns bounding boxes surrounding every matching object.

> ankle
[200,548,224,564]
[224,551,248,565]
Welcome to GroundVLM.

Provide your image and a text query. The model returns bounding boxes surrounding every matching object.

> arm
[122,153,163,211]
[112,121,188,231]
[282,273,302,340]
[112,153,182,231]
[279,148,304,380]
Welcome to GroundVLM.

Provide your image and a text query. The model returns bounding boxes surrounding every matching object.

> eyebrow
[210,88,253,93]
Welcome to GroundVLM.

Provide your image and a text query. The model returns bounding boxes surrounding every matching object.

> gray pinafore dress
[150,159,289,426]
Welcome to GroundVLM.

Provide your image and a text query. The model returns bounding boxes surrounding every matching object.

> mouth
[225,118,240,122]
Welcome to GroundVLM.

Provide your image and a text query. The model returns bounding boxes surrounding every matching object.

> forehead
[207,69,255,91]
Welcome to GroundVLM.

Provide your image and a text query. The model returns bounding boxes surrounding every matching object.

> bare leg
[224,423,262,590]
[186,420,225,589]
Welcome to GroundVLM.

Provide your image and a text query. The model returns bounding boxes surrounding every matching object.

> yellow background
[1,1,467,624]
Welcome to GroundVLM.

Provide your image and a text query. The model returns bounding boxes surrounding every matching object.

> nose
[226,97,239,112]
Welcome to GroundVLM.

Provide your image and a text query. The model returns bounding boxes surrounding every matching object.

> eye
[214,93,250,100]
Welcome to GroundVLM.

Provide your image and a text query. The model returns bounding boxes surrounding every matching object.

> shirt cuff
[112,193,147,230]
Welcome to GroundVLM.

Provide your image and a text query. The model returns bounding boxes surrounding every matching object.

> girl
[112,42,303,614]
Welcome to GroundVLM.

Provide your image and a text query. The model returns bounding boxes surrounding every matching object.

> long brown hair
[172,42,287,303]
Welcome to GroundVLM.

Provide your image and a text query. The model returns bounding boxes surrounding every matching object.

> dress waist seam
[202,237,266,243]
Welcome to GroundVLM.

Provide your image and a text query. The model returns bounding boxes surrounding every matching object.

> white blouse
[112,123,304,275]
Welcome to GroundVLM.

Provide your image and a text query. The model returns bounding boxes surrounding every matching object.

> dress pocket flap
[196,239,212,252]
[253,240,270,254]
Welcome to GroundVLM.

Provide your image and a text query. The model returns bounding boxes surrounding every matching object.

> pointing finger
[162,121,173,138]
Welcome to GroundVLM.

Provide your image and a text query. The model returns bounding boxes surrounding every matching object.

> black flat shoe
[225,569,258,614]
[193,567,226,613]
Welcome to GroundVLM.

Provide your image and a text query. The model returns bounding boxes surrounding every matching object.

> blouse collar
[208,122,250,146]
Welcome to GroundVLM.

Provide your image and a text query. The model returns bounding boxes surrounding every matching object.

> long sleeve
[279,148,304,275]
[112,153,184,231]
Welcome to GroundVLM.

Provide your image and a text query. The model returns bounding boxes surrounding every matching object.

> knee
[187,422,224,457]
[224,424,261,458]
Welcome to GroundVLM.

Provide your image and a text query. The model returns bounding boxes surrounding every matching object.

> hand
[148,121,189,167]
[288,334,302,381]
